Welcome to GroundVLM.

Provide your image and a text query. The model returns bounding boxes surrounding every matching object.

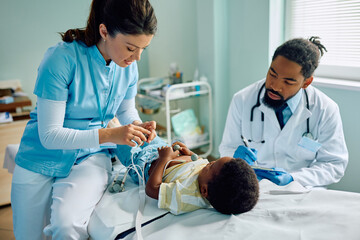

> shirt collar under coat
[286,88,303,114]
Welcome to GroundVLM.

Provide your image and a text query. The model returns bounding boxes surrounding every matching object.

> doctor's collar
[286,88,303,114]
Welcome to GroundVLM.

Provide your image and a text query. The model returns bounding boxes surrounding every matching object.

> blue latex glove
[233,146,257,166]
[254,167,293,186]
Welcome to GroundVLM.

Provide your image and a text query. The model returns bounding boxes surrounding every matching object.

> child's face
[198,157,233,188]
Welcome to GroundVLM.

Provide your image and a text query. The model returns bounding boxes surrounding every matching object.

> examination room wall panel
[0,0,90,108]
[147,0,198,82]
[192,0,272,158]
[196,0,229,158]
[209,0,270,157]
[141,0,232,157]
[315,85,360,193]
[139,0,199,129]
[227,0,270,97]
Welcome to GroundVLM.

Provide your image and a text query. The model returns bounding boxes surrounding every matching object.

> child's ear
[200,185,208,198]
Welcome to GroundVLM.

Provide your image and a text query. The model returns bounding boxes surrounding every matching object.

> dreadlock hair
[272,36,327,79]
[60,0,157,46]
[207,158,259,215]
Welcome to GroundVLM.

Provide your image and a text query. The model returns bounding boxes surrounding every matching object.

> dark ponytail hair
[60,0,157,46]
[272,36,327,79]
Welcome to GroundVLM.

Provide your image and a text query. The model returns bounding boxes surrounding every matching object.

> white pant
[11,153,112,240]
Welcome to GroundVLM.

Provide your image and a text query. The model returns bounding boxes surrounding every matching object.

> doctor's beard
[262,88,286,110]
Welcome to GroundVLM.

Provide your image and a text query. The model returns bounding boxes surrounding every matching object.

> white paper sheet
[89,170,360,240]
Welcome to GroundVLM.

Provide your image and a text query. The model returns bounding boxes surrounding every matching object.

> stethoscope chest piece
[302,132,314,140]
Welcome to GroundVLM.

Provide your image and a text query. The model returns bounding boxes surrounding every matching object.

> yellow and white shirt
[158,158,210,215]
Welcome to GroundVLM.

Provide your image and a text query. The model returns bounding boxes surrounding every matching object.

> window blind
[285,0,360,69]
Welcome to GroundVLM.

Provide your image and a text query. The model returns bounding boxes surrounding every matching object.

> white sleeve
[116,98,141,125]
[37,97,99,149]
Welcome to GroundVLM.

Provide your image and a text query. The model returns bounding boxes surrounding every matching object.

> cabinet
[136,78,213,157]
[0,96,32,121]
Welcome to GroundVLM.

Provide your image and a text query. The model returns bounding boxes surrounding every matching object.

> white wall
[147,0,198,81]
[139,0,200,130]
[314,85,360,192]
[0,0,90,107]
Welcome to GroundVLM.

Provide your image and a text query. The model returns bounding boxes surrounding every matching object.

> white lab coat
[219,79,348,187]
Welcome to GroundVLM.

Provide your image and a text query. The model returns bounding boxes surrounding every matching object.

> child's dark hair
[207,158,259,214]
[60,0,157,46]
[272,36,327,79]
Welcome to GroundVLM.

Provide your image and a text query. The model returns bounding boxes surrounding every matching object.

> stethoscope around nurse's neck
[248,83,313,144]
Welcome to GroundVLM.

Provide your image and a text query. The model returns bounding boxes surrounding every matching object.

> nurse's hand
[233,146,257,165]
[132,120,157,143]
[254,168,293,186]
[99,123,152,147]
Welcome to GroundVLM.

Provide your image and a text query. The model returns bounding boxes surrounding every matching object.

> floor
[0,204,14,239]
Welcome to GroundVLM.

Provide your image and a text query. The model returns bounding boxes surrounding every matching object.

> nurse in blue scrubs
[11,0,158,239]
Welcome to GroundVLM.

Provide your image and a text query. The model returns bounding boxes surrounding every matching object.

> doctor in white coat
[219,37,348,187]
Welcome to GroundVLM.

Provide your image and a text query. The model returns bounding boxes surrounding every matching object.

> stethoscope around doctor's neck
[248,83,313,144]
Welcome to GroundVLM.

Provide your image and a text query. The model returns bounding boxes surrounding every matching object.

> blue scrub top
[15,40,138,177]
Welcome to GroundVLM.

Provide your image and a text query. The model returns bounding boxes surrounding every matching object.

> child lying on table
[112,135,259,215]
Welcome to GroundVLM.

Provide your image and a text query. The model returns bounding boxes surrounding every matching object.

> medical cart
[136,78,213,158]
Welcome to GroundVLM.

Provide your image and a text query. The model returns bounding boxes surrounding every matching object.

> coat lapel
[259,104,280,130]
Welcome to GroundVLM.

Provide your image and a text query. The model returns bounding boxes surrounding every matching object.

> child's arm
[146,146,180,199]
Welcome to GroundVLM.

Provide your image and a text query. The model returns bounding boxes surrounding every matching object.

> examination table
[88,162,360,240]
[4,146,360,240]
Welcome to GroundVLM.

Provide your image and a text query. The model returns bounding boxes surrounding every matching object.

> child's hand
[172,141,195,156]
[147,145,179,200]
[172,141,187,148]
[158,146,179,161]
